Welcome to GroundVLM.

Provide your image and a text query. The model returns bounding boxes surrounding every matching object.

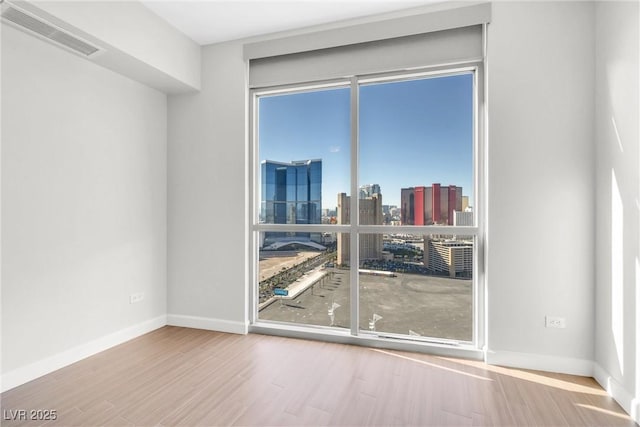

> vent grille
[1,5,100,56]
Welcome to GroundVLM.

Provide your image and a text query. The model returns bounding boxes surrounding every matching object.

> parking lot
[259,267,472,342]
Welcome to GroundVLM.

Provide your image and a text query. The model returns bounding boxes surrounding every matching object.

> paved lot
[260,267,472,342]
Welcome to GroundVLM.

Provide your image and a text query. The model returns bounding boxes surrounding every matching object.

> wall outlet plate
[129,292,144,304]
[545,316,566,328]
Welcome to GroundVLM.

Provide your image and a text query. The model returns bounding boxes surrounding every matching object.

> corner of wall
[167,314,248,335]
[593,363,640,424]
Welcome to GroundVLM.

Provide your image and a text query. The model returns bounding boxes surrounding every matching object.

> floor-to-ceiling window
[251,67,483,348]
[247,13,487,351]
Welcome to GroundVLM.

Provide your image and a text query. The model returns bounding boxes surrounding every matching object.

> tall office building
[359,184,381,199]
[337,192,383,265]
[400,184,463,225]
[400,187,415,225]
[261,159,322,245]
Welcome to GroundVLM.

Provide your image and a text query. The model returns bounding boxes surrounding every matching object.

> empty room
[1,0,639,425]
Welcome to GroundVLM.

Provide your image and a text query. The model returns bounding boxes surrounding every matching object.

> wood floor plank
[1,326,636,427]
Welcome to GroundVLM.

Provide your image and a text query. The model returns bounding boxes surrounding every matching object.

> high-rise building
[400,187,415,225]
[432,183,442,224]
[453,210,474,240]
[400,184,463,225]
[414,186,425,225]
[359,184,381,199]
[453,210,474,226]
[424,237,473,278]
[461,195,470,212]
[261,159,322,245]
[337,192,383,265]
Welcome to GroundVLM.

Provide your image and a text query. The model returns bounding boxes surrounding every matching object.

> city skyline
[258,73,473,209]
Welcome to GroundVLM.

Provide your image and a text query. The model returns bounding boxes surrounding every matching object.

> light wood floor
[1,326,636,426]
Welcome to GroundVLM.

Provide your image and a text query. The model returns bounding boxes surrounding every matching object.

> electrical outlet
[545,316,566,328]
[129,292,144,304]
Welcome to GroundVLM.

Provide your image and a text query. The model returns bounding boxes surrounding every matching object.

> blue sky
[258,73,473,209]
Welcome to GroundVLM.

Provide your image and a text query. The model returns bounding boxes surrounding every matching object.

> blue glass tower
[261,159,322,246]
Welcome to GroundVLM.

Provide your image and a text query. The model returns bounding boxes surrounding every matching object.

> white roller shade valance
[246,2,490,88]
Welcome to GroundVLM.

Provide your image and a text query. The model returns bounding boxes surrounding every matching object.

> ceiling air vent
[1,3,101,57]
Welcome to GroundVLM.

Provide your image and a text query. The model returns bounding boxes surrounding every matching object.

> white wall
[167,41,248,333]
[1,24,167,388]
[594,0,640,421]
[485,1,596,374]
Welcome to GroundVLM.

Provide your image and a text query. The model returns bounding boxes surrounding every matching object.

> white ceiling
[141,1,438,46]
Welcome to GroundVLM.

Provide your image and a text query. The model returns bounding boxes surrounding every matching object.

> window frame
[248,63,485,355]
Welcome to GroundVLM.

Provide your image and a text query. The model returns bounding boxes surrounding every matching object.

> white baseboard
[593,363,640,424]
[485,349,594,376]
[167,314,248,335]
[0,315,167,393]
